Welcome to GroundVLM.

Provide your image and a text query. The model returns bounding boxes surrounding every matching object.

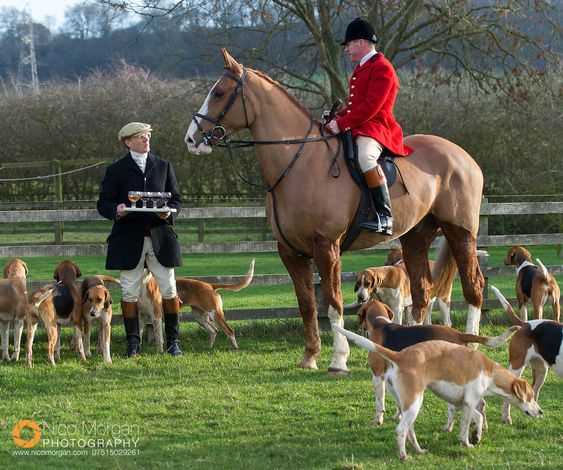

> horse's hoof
[299,358,318,370]
[327,367,349,377]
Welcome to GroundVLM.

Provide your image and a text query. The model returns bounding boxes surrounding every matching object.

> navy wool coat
[97,152,182,270]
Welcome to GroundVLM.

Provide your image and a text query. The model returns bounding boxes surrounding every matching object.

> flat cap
[118,122,152,141]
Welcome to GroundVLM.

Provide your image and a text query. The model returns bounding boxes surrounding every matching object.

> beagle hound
[80,275,120,364]
[357,299,517,426]
[138,270,165,353]
[176,259,255,349]
[492,286,563,424]
[0,258,29,361]
[334,324,542,460]
[26,273,118,366]
[354,265,411,324]
[504,246,560,322]
[385,248,454,326]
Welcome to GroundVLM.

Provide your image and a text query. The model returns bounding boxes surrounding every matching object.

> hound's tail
[536,258,550,282]
[431,238,457,299]
[95,275,121,286]
[211,259,255,292]
[332,324,399,367]
[457,326,520,348]
[491,285,524,326]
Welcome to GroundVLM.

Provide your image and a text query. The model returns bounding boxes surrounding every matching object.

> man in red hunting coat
[326,17,412,235]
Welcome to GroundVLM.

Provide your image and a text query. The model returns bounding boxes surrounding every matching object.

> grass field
[0,247,561,468]
[1,319,562,469]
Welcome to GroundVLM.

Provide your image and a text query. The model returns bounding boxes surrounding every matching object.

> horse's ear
[221,48,242,75]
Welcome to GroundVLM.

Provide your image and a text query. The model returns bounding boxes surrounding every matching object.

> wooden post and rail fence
[0,200,561,322]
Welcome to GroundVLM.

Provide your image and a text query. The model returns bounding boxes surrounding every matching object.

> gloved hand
[320,110,332,125]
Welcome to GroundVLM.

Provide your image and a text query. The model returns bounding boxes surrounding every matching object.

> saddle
[339,131,399,253]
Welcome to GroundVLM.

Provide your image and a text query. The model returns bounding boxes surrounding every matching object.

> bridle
[190,66,341,257]
[190,67,339,153]
[191,69,251,148]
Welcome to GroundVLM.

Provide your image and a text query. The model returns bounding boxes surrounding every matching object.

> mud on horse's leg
[440,223,484,335]
[278,242,320,369]
[400,216,439,325]
[312,234,349,374]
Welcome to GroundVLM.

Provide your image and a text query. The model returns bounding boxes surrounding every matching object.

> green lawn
[0,247,562,467]
[1,320,561,469]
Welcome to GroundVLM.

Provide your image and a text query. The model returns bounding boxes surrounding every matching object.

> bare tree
[97,0,562,104]
[63,1,129,39]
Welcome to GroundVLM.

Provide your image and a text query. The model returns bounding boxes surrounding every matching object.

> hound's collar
[516,260,536,275]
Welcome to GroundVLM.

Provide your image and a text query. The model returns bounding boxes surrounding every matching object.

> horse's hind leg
[400,216,439,325]
[440,222,484,334]
[278,242,320,369]
[312,234,348,374]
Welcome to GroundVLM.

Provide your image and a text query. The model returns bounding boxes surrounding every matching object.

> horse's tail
[431,238,457,299]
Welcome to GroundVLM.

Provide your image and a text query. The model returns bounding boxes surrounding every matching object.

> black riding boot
[121,301,141,357]
[163,297,183,356]
[359,183,393,235]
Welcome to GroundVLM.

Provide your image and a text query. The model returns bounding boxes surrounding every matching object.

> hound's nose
[187,135,196,145]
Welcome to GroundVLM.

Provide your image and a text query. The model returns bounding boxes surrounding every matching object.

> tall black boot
[360,184,393,235]
[359,166,393,235]
[163,297,183,356]
[121,301,141,357]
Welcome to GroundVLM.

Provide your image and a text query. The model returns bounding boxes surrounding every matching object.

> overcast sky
[0,0,82,28]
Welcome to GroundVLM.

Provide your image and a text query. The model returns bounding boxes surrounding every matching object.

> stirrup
[359,215,393,235]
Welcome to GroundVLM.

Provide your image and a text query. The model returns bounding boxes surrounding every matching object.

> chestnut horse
[185,49,484,374]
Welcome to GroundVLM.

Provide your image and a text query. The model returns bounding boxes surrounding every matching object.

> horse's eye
[212,88,225,98]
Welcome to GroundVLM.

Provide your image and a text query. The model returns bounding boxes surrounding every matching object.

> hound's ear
[104,290,112,310]
[357,305,367,325]
[23,261,29,275]
[384,304,394,321]
[53,267,60,281]
[74,262,82,278]
[511,379,533,402]
[221,48,243,75]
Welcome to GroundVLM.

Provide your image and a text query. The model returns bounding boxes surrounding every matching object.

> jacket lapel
[145,152,155,176]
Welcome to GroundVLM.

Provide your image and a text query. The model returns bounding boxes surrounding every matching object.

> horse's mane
[248,68,314,120]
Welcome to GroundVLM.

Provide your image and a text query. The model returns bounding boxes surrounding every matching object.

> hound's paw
[372,414,384,426]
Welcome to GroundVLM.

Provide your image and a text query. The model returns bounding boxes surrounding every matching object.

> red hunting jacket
[336,53,412,156]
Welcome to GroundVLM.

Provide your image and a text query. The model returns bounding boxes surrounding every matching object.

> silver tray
[124,207,177,213]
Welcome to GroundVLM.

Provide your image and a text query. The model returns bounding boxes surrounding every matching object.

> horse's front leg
[312,235,349,375]
[278,242,320,369]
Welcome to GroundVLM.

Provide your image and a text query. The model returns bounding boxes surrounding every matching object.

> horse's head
[186,49,253,155]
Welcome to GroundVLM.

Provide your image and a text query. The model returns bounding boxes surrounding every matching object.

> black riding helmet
[341,17,377,46]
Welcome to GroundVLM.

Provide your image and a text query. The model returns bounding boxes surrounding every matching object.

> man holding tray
[97,122,183,357]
